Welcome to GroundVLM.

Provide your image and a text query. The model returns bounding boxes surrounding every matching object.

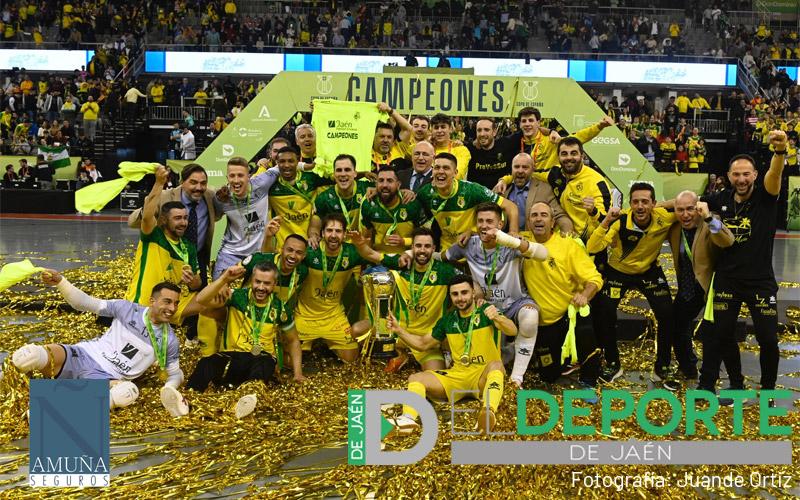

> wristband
[494,229,522,249]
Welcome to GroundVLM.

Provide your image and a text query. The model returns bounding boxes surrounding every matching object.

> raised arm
[141,165,169,235]
[484,305,517,336]
[347,230,385,264]
[43,269,106,315]
[499,197,520,236]
[764,130,787,196]
[586,207,621,254]
[378,102,413,140]
[195,265,245,307]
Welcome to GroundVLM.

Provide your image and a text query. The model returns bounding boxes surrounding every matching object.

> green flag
[38,145,71,169]
[311,100,387,177]
[75,162,158,214]
[0,259,45,293]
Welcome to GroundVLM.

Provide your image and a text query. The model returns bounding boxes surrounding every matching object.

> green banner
[761,0,799,14]
[195,72,662,256]
[660,173,708,200]
[1,155,80,181]
[789,176,800,231]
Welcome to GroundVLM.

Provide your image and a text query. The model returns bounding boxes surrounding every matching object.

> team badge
[288,201,295,210]
[281,311,288,322]
[445,216,453,226]
[473,315,480,326]
[298,181,307,191]
[342,257,350,268]
[627,235,638,241]
[429,271,438,283]
[457,196,465,208]
[242,255,252,265]
[399,208,408,220]
[356,194,364,203]
[269,308,277,321]
[313,257,319,265]
[576,182,583,192]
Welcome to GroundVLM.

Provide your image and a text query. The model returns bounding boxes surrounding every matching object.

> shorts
[295,311,358,351]
[213,252,246,280]
[502,295,538,323]
[430,366,486,403]
[56,345,116,380]
[397,337,444,365]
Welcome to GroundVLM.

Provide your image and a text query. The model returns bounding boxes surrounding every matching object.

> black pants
[593,264,674,370]
[184,246,210,340]
[699,275,779,391]
[535,313,600,385]
[673,288,704,372]
[186,351,276,392]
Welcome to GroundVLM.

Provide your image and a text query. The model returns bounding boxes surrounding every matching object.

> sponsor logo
[314,288,340,299]
[521,80,539,100]
[591,137,621,145]
[222,144,235,156]
[618,153,631,166]
[317,75,334,95]
[237,127,263,139]
[120,343,139,360]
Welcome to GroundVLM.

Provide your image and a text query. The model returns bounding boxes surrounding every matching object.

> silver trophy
[361,271,398,359]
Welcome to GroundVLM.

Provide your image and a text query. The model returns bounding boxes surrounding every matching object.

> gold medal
[460,353,471,366]
[251,345,262,356]
[158,370,168,383]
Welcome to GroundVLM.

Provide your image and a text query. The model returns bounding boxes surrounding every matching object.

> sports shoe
[234,394,258,419]
[652,367,681,392]
[384,354,408,374]
[598,363,623,384]
[476,407,496,435]
[509,374,524,389]
[160,386,190,417]
[390,414,420,435]
[12,344,44,373]
[561,363,579,376]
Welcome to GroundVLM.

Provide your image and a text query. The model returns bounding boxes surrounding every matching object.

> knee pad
[110,381,139,409]
[12,344,48,373]
[517,308,539,338]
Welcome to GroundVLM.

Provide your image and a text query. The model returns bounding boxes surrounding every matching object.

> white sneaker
[12,344,43,373]
[234,394,258,419]
[390,414,419,435]
[510,374,524,389]
[160,386,190,417]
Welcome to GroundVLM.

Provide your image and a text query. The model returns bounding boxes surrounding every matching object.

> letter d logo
[347,390,437,465]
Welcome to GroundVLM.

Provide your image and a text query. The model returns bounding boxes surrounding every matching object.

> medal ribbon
[681,229,693,261]
[232,185,252,236]
[376,198,402,236]
[482,244,500,292]
[321,242,344,289]
[279,173,314,204]
[409,260,434,309]
[431,179,458,217]
[275,253,299,300]
[144,311,168,371]
[335,185,354,228]
[454,306,479,362]
[166,237,189,265]
[248,290,273,349]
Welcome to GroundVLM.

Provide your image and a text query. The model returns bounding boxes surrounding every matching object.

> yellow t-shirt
[295,244,367,320]
[434,142,471,180]
[222,288,293,355]
[125,227,199,305]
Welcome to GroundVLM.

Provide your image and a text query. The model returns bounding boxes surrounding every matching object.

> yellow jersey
[431,304,502,371]
[222,288,294,355]
[125,227,199,304]
[295,243,367,320]
[268,171,331,248]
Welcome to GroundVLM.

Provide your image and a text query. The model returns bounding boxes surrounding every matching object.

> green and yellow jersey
[431,304,502,370]
[295,243,368,319]
[382,255,460,336]
[313,179,372,231]
[534,165,612,242]
[269,171,332,248]
[520,232,603,326]
[241,252,309,307]
[417,179,501,251]
[125,227,199,304]
[222,287,294,355]
[587,207,676,275]
[359,197,428,254]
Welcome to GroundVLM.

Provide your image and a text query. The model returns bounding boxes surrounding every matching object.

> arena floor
[0,215,798,498]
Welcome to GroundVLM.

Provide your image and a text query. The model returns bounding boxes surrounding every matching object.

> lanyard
[454,306,478,361]
[431,180,458,217]
[482,244,500,290]
[279,173,313,204]
[248,291,273,348]
[321,242,344,289]
[335,185,354,228]
[376,198,402,235]
[232,186,252,238]
[166,236,189,265]
[681,229,693,261]
[275,254,299,300]
[409,260,434,308]
[144,311,168,370]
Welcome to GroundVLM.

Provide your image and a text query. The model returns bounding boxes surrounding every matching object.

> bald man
[399,141,434,192]
[504,153,574,234]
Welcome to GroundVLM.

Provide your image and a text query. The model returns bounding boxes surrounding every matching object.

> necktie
[186,201,199,248]
[410,173,420,191]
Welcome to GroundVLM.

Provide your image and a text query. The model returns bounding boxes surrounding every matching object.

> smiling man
[13,270,189,417]
[242,231,310,310]
[295,124,317,163]
[588,182,679,390]
[466,117,511,186]
[429,113,471,180]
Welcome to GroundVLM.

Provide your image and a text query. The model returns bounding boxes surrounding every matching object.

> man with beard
[697,131,786,403]
[307,154,372,248]
[212,157,282,279]
[417,152,519,252]
[242,225,310,310]
[443,203,548,388]
[359,166,428,254]
[522,202,602,389]
[267,146,331,249]
[295,124,316,164]
[503,152,574,234]
[398,140,434,192]
[349,227,450,373]
[429,113,471,180]
[125,166,205,326]
[396,115,431,160]
[13,271,190,417]
[253,137,291,176]
[295,213,390,362]
[466,117,512,187]
[387,275,518,434]
[187,261,305,419]
[588,183,679,390]
[371,103,412,170]
[667,191,734,381]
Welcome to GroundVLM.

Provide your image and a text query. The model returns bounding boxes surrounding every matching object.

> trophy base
[371,338,397,359]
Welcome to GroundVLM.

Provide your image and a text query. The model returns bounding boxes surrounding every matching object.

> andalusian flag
[38,145,71,169]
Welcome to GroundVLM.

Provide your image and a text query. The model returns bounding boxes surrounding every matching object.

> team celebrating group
[8,103,789,434]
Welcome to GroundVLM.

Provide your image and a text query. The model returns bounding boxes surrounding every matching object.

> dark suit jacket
[398,169,432,192]
[127,187,219,251]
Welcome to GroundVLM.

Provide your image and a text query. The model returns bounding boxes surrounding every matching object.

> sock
[403,381,426,419]
[483,370,505,413]
[511,308,539,380]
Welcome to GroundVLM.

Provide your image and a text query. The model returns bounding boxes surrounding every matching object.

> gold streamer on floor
[0,251,797,498]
